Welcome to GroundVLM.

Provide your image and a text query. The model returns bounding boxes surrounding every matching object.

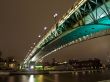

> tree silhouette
[0,51,3,62]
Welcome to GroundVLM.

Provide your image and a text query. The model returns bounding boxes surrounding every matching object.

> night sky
[0,0,110,63]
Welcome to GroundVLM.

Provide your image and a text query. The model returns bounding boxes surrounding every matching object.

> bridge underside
[24,0,110,64]
[31,15,110,62]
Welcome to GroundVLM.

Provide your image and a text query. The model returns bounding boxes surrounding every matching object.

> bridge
[23,0,110,68]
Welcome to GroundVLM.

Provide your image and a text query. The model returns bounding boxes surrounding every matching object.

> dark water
[1,70,110,82]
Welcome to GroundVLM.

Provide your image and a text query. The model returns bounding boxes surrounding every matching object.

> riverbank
[0,69,108,75]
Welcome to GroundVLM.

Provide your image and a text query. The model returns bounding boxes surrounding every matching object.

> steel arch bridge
[24,0,110,66]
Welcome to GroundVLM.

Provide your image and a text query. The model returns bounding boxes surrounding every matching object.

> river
[0,70,110,82]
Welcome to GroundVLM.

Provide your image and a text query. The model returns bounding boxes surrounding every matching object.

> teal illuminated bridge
[23,0,110,66]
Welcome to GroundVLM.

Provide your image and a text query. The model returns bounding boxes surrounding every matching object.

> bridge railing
[24,0,87,63]
[37,0,87,49]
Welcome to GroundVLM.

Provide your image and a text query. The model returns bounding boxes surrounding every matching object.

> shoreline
[0,69,108,75]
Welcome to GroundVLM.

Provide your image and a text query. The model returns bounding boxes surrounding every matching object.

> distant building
[68,58,102,70]
[0,56,19,70]
[6,57,19,70]
[44,58,103,70]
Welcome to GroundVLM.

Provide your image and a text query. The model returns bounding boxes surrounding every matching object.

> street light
[30,65,34,69]
[53,13,58,18]
[44,27,47,30]
[33,43,36,45]
[53,13,58,26]
[38,35,41,38]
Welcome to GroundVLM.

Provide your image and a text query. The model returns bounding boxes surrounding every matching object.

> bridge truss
[24,0,110,65]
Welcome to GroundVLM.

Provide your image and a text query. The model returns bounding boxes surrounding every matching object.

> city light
[1,0,110,81]
[30,65,34,69]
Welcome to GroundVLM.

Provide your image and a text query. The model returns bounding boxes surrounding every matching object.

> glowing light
[54,49,57,52]
[79,38,82,41]
[31,56,37,61]
[83,36,87,40]
[53,13,58,18]
[30,65,34,69]
[29,75,35,82]
[35,66,43,68]
[44,27,47,30]
[63,61,67,64]
[100,13,106,18]
[38,35,41,38]
[33,43,36,45]
[9,64,15,68]
[75,72,78,76]
[37,75,44,82]
[21,75,28,82]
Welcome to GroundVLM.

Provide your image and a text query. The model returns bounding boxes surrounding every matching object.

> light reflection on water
[8,76,14,82]
[29,75,46,82]
[0,70,110,82]
[37,75,44,82]
[54,74,59,82]
[29,75,35,82]
[21,75,28,82]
